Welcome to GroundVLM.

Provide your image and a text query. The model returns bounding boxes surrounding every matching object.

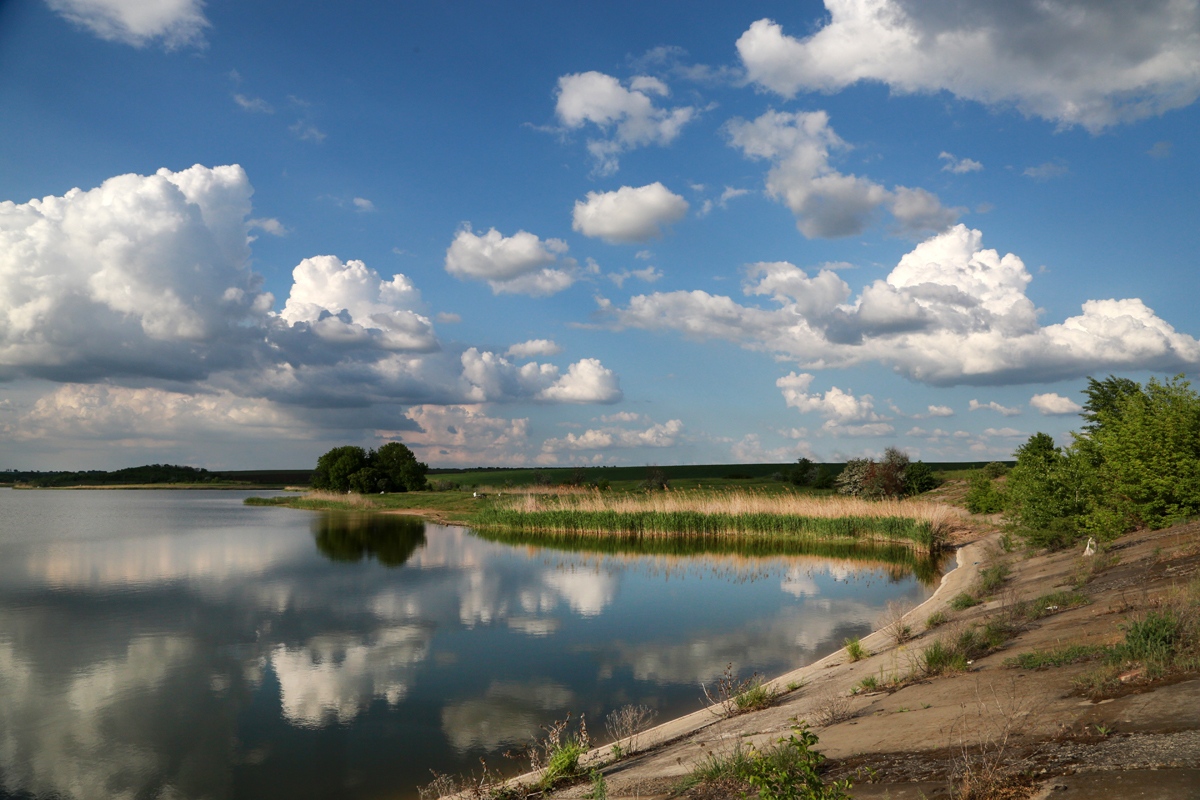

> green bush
[983,461,1010,479]
[904,460,939,495]
[965,474,1006,514]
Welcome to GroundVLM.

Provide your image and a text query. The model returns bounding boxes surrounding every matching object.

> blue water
[0,489,939,800]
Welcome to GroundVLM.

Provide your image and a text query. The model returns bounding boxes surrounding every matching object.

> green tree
[372,441,428,492]
[1006,432,1098,548]
[1091,375,1200,530]
[786,457,817,487]
[835,458,871,496]
[312,446,369,492]
[1081,375,1143,436]
[903,461,938,495]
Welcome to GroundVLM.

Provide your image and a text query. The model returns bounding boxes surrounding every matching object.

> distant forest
[3,465,313,488]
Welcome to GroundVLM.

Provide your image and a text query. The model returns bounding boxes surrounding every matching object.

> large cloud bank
[736,2,1200,131]
[0,166,622,456]
[605,224,1200,386]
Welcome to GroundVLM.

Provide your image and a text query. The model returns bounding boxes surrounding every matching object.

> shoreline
[470,520,1200,800]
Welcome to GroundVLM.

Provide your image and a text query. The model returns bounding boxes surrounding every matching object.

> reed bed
[473,489,958,552]
[470,527,948,584]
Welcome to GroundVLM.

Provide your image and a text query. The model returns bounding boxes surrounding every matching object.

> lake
[0,488,944,800]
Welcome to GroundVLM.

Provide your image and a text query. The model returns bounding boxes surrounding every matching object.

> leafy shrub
[982,461,1010,479]
[785,457,818,487]
[965,474,1007,514]
[835,458,872,497]
[742,723,853,800]
[904,460,939,495]
[638,467,669,491]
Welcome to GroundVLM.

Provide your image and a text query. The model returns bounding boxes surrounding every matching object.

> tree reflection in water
[313,512,427,567]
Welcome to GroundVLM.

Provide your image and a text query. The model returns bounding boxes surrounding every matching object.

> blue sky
[2,0,1198,470]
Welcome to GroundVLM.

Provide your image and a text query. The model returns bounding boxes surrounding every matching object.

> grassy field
[427,462,1002,490]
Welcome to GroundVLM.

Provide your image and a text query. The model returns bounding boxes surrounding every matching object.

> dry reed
[474,488,959,552]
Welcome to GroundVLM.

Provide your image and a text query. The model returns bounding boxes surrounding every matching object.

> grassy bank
[472,490,957,553]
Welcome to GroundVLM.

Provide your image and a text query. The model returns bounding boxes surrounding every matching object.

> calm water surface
[0,489,944,800]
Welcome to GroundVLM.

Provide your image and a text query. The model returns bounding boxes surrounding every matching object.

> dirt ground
[543,519,1200,800]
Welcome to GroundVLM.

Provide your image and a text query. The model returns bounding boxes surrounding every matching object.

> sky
[1,0,1198,471]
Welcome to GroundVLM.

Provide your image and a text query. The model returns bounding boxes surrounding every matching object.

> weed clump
[950,592,980,611]
[1072,580,1200,698]
[702,664,779,717]
[844,636,867,662]
[925,610,948,629]
[681,722,852,800]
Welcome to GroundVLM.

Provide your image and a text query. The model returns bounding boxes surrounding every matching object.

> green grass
[919,638,970,675]
[950,592,980,610]
[925,610,948,629]
[733,677,779,713]
[1003,644,1108,669]
[472,507,942,550]
[978,562,1011,594]
[844,636,867,662]
[858,675,878,692]
[1025,590,1090,619]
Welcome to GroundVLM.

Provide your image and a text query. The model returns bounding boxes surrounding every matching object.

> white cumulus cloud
[398,405,533,466]
[280,256,438,352]
[736,4,1200,131]
[1030,393,1084,415]
[603,224,1200,386]
[724,109,959,238]
[506,339,562,359]
[541,419,683,452]
[969,399,1021,417]
[444,225,577,296]
[555,71,697,174]
[939,152,983,174]
[48,0,210,49]
[572,183,689,244]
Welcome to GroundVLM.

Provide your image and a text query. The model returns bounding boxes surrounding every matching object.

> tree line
[971,374,1200,548]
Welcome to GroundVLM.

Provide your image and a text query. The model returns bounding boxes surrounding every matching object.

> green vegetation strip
[471,528,946,584]
[471,508,939,550]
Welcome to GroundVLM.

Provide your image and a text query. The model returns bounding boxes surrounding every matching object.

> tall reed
[473,488,957,552]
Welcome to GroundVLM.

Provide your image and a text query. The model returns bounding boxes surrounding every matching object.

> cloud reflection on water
[0,493,938,800]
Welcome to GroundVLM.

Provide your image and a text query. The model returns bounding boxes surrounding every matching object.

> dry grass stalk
[880,599,915,645]
[811,686,852,727]
[505,489,959,531]
[947,679,1040,800]
[605,704,657,755]
[301,490,379,508]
